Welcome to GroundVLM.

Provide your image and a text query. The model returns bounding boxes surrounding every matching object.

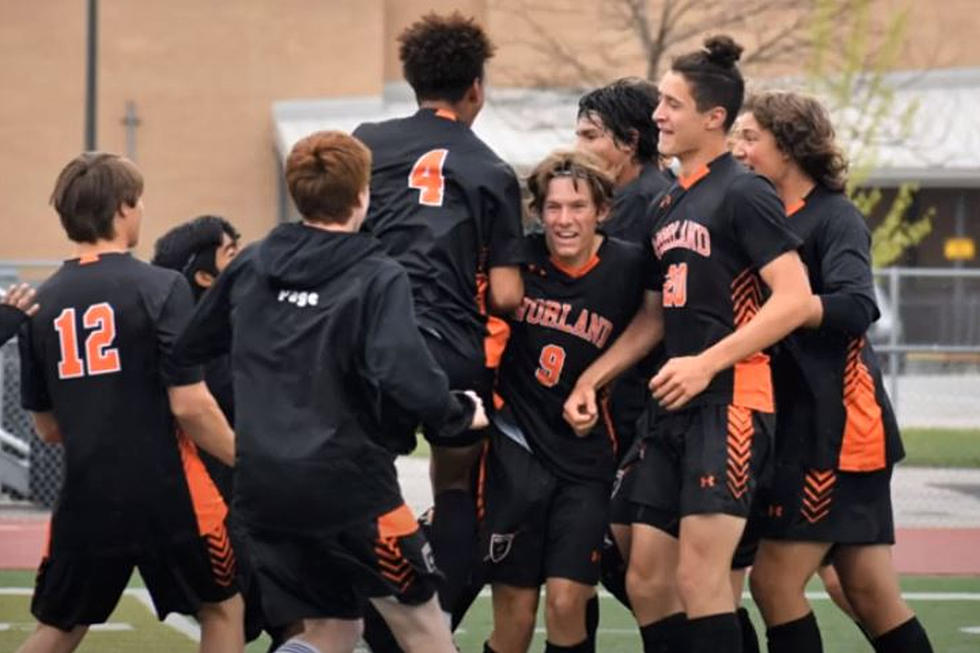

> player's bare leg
[488,584,539,653]
[15,624,88,653]
[429,441,484,615]
[626,523,683,624]
[833,545,912,636]
[274,617,362,653]
[369,594,456,653]
[197,593,245,653]
[749,540,830,625]
[817,562,857,620]
[544,577,595,648]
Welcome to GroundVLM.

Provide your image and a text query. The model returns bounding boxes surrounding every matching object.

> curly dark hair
[743,91,848,192]
[398,12,495,103]
[671,35,745,130]
[577,77,660,165]
[527,150,615,217]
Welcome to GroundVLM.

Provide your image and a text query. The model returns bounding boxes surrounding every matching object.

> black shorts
[760,463,895,545]
[608,403,773,536]
[478,430,608,587]
[31,527,239,631]
[248,504,440,627]
[422,331,494,448]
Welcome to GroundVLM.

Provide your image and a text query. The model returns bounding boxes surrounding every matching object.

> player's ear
[704,106,727,132]
[595,202,611,225]
[194,269,216,290]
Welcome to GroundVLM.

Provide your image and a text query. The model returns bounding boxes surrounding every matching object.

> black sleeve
[0,305,28,346]
[484,166,527,268]
[18,322,51,412]
[154,276,205,387]
[729,175,802,269]
[172,256,240,370]
[363,267,476,440]
[816,208,880,335]
[642,231,664,292]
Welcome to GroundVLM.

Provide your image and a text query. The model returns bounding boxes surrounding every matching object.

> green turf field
[2,571,978,652]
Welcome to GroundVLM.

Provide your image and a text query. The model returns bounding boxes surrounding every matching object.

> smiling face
[541,176,607,268]
[730,111,789,184]
[653,70,728,161]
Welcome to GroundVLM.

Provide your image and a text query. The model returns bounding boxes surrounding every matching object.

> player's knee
[676,556,726,603]
[626,564,673,605]
[841,575,897,623]
[545,588,586,627]
[748,564,785,604]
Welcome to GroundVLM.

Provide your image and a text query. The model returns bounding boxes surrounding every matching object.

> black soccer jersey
[173,224,475,535]
[773,185,904,471]
[647,153,801,411]
[0,304,28,345]
[604,163,671,244]
[354,108,526,362]
[496,235,646,483]
[18,253,210,553]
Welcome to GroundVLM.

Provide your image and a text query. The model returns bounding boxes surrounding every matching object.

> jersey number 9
[535,344,566,388]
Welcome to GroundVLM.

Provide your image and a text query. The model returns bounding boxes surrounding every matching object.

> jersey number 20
[535,344,566,388]
[663,263,688,308]
[408,149,448,207]
[53,303,122,379]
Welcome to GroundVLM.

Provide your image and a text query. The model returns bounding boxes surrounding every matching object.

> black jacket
[174,223,475,533]
[0,305,28,346]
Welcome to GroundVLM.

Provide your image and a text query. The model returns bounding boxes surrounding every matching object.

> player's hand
[649,355,714,411]
[563,383,599,437]
[465,390,489,430]
[1,283,39,317]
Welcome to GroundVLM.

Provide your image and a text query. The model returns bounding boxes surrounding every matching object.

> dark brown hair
[399,12,495,103]
[743,91,848,192]
[285,131,371,224]
[577,77,660,164]
[527,150,615,217]
[49,152,143,243]
[671,35,745,130]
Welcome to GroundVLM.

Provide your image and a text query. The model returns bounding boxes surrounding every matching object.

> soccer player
[153,215,241,499]
[732,91,933,653]
[352,12,526,619]
[481,150,648,653]
[173,130,488,653]
[15,152,243,653]
[564,36,813,653]
[0,283,38,344]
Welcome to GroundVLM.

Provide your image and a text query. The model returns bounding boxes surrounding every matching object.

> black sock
[639,612,688,653]
[431,489,476,611]
[544,639,590,653]
[585,594,599,650]
[766,612,821,653]
[688,612,741,653]
[737,607,760,653]
[872,617,933,653]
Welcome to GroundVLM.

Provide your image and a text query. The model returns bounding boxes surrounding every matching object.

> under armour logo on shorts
[700,475,716,488]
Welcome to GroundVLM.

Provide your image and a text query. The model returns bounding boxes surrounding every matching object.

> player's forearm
[31,412,63,444]
[699,287,811,377]
[169,385,235,466]
[578,301,663,390]
[487,265,523,315]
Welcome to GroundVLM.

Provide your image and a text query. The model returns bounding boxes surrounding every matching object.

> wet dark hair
[398,12,495,103]
[49,152,143,243]
[527,150,615,217]
[152,215,241,296]
[743,91,849,192]
[671,35,745,130]
[577,77,660,164]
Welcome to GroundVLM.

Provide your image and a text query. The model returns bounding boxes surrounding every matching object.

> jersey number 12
[408,149,448,207]
[53,303,122,379]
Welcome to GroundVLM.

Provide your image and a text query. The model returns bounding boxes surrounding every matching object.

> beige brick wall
[1,1,977,268]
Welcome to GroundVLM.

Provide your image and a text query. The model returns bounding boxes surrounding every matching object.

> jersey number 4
[408,149,448,207]
[663,263,688,308]
[535,344,567,388]
[53,303,122,379]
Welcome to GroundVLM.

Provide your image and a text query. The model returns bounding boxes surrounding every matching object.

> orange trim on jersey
[599,392,618,458]
[78,254,100,265]
[550,254,601,279]
[800,469,835,524]
[838,338,887,472]
[377,503,419,539]
[435,108,458,121]
[485,316,511,369]
[678,164,710,190]
[785,198,806,217]
[476,440,490,521]
[492,391,505,410]
[731,269,774,412]
[726,405,754,500]
[176,429,229,536]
